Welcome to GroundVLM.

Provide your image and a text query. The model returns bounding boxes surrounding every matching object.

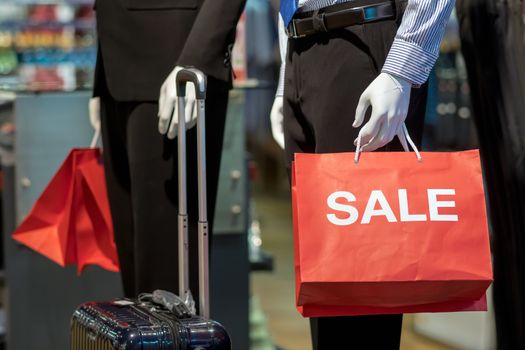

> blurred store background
[0,0,496,349]
[0,1,96,91]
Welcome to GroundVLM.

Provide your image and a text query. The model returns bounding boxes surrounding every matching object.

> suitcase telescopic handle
[176,69,206,99]
[176,68,210,319]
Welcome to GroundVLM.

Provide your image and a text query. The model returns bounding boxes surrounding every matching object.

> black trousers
[282,10,428,350]
[100,79,229,298]
[456,1,525,349]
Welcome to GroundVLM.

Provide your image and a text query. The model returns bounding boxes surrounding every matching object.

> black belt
[286,0,397,39]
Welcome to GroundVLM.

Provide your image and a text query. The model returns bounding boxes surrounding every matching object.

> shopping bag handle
[354,123,422,164]
[90,128,101,149]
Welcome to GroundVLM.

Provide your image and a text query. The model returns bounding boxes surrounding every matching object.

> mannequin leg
[125,81,228,297]
[100,96,137,297]
[100,79,228,298]
[310,315,403,349]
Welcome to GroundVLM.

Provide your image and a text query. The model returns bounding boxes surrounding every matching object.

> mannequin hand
[89,97,101,131]
[270,96,285,149]
[353,72,411,152]
[158,66,197,139]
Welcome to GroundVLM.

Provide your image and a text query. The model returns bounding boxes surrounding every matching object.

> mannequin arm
[89,97,101,132]
[158,0,246,138]
[276,14,288,98]
[268,14,288,149]
[355,0,455,151]
[382,0,456,85]
[177,0,247,83]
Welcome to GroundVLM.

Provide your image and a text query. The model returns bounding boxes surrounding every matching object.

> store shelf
[0,0,96,92]
[0,19,95,30]
[1,0,93,5]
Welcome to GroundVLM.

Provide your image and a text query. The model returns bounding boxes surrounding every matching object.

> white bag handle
[354,123,422,164]
[90,129,101,149]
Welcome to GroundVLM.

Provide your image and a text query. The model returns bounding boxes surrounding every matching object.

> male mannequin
[88,0,246,299]
[271,0,454,348]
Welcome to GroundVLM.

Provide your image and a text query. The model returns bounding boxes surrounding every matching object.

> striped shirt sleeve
[276,0,454,96]
[298,0,343,11]
[382,0,456,86]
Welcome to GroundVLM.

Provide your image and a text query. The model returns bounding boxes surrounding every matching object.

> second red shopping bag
[12,148,119,273]
[292,149,492,317]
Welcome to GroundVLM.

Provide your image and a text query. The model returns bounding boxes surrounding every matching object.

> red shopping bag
[292,149,492,317]
[12,148,119,273]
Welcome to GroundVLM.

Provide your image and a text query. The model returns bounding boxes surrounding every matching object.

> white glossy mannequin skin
[89,65,196,139]
[89,96,101,132]
[157,66,197,139]
[352,72,412,151]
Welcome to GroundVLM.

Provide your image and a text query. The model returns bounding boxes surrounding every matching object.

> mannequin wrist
[382,70,421,89]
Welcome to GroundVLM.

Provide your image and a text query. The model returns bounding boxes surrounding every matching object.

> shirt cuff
[382,38,439,86]
[276,62,285,97]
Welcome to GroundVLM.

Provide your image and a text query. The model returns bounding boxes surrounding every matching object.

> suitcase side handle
[151,290,192,318]
[176,68,210,319]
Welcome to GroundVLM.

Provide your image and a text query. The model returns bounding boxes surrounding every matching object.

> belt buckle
[360,2,393,23]
[287,20,306,39]
[360,5,376,22]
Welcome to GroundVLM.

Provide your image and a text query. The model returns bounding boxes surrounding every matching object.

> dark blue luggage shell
[71,300,231,350]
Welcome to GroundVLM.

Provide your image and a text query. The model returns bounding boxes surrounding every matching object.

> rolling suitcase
[70,68,232,350]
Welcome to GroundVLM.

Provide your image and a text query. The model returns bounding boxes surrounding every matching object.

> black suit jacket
[93,0,246,101]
